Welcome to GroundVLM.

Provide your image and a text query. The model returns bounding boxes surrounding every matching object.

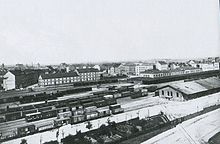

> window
[167,91,170,96]
[162,90,164,95]
[176,92,179,97]
[171,91,173,96]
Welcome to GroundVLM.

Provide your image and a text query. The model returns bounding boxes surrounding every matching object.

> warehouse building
[157,77,220,101]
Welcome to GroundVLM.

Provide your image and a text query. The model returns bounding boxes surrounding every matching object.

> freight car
[25,112,42,122]
[109,104,124,114]
[54,117,71,127]
[5,111,23,121]
[85,111,99,120]
[57,111,72,119]
[71,115,85,124]
[97,106,111,117]
[36,122,54,132]
[17,124,35,136]
[41,109,57,119]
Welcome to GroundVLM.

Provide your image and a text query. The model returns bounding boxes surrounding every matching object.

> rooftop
[159,77,220,95]
[40,72,79,79]
[171,81,207,95]
[157,61,167,65]
[140,67,201,74]
[76,68,99,73]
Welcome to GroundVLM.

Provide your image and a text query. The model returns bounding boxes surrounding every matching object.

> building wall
[3,72,15,90]
[158,87,184,101]
[198,63,219,71]
[135,65,153,76]
[78,72,100,82]
[156,63,168,71]
[39,76,80,86]
[139,73,154,78]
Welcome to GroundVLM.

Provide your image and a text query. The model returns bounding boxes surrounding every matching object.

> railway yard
[0,80,219,144]
[0,76,220,144]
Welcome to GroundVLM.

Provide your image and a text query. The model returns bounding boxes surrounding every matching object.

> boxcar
[71,115,85,124]
[17,124,35,136]
[5,111,22,121]
[57,111,72,119]
[97,106,110,117]
[72,108,84,116]
[36,122,54,132]
[85,111,99,120]
[25,112,42,122]
[41,109,57,119]
[54,117,71,127]
[22,109,38,116]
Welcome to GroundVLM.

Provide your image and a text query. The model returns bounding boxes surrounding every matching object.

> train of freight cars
[0,105,124,141]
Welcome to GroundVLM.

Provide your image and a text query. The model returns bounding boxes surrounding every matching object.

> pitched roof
[157,61,167,65]
[171,81,207,95]
[40,72,79,79]
[76,68,99,73]
[140,67,201,74]
[195,77,220,89]
[157,77,220,95]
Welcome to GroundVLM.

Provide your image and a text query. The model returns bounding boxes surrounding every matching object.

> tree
[20,139,27,144]
[86,121,92,130]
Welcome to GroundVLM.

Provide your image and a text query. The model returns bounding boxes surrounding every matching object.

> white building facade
[3,71,16,90]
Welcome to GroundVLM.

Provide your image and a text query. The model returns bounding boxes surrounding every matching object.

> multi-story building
[75,68,100,82]
[197,62,219,71]
[118,63,136,75]
[3,70,41,90]
[108,63,121,76]
[38,72,80,86]
[135,63,154,76]
[156,61,168,71]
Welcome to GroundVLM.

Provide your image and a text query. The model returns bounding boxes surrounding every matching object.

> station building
[157,77,220,101]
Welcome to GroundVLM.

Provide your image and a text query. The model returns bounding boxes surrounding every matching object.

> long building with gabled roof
[38,68,101,87]
[156,77,220,101]
[38,72,80,87]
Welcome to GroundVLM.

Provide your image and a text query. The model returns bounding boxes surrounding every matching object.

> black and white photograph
[0,0,220,144]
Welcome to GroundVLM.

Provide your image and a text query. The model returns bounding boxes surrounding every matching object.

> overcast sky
[0,0,219,65]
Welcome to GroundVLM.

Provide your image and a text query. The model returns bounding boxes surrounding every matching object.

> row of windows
[44,77,80,82]
[80,72,96,76]
[144,69,201,78]
[42,77,98,86]
[161,90,179,97]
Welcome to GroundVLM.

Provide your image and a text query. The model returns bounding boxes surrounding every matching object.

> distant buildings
[157,77,220,101]
[140,67,202,78]
[187,60,219,71]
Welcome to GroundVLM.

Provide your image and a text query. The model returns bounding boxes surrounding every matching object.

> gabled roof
[171,81,207,95]
[157,77,220,95]
[40,72,79,79]
[76,68,99,73]
[111,63,121,68]
[157,61,167,65]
